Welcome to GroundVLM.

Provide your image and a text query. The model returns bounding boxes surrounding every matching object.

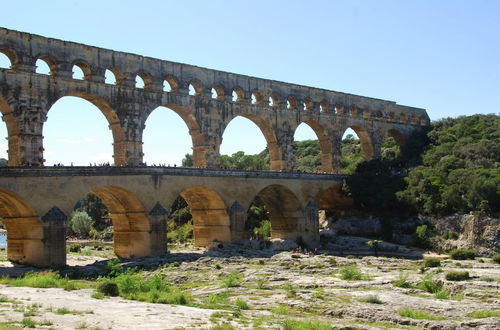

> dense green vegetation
[398,114,499,215]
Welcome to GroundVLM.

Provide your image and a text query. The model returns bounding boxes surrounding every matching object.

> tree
[398,114,500,215]
[74,193,110,231]
[69,210,93,237]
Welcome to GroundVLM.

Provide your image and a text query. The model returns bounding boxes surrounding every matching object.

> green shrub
[418,273,442,293]
[449,249,476,260]
[414,225,431,248]
[282,318,332,330]
[0,271,86,290]
[253,220,271,239]
[167,220,193,244]
[235,298,250,310]
[111,272,191,305]
[21,318,37,328]
[97,279,119,296]
[282,282,297,297]
[103,258,123,277]
[68,244,82,253]
[435,289,450,299]
[256,276,269,289]
[339,265,364,280]
[221,271,243,288]
[397,308,444,320]
[392,271,412,288]
[442,231,459,240]
[358,294,383,304]
[445,271,470,281]
[492,254,500,264]
[69,211,93,237]
[468,310,500,318]
[206,291,230,309]
[423,257,441,268]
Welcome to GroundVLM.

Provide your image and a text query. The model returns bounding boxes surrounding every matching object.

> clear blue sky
[0,0,498,165]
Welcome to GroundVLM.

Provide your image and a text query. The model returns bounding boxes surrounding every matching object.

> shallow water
[0,232,6,248]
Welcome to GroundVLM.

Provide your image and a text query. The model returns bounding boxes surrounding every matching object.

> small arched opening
[188,81,202,96]
[211,85,224,100]
[72,62,91,80]
[105,68,120,85]
[0,50,15,69]
[164,76,179,93]
[35,56,56,75]
[232,88,245,102]
[320,100,328,113]
[136,72,152,90]
[287,96,298,110]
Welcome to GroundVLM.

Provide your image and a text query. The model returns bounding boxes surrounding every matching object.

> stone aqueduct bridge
[0,167,350,267]
[0,28,429,267]
[0,27,428,170]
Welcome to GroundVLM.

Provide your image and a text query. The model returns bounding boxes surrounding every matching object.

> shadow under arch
[386,128,406,147]
[252,184,304,240]
[0,95,21,165]
[318,184,354,211]
[297,120,334,172]
[143,104,207,167]
[90,186,153,258]
[45,93,126,165]
[178,185,231,246]
[224,114,282,170]
[0,188,44,266]
[344,126,374,161]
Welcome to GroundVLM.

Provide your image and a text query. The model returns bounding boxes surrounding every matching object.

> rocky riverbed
[0,239,499,329]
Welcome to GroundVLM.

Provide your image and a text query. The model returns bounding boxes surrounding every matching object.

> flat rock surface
[0,241,499,329]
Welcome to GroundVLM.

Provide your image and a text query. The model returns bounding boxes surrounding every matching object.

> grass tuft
[445,271,470,281]
[339,265,364,281]
[282,318,332,330]
[358,294,383,304]
[468,310,500,318]
[392,271,412,288]
[423,258,441,268]
[397,308,444,320]
[221,271,243,288]
[449,249,476,260]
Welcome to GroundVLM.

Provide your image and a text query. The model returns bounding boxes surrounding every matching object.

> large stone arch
[0,95,22,166]
[296,120,334,172]
[252,184,304,240]
[142,104,207,167]
[45,93,126,165]
[343,125,375,161]
[178,185,231,246]
[0,188,45,266]
[90,186,153,258]
[223,114,282,170]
